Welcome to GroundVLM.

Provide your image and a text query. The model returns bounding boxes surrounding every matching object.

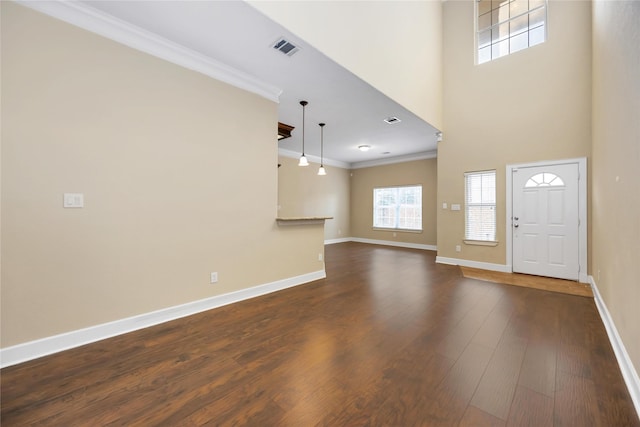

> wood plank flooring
[460,267,594,297]
[1,242,638,426]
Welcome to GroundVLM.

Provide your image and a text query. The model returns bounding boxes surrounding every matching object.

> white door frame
[506,157,588,283]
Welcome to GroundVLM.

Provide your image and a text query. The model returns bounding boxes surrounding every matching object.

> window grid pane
[373,185,422,231]
[465,171,496,241]
[477,0,546,64]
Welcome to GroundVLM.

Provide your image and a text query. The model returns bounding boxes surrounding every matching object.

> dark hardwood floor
[2,242,638,426]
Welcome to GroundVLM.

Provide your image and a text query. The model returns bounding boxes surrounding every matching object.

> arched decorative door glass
[525,173,565,187]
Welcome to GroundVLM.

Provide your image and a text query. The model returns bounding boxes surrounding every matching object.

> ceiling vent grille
[272,37,299,56]
[384,116,401,124]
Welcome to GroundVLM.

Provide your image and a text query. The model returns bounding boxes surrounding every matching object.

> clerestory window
[476,0,547,64]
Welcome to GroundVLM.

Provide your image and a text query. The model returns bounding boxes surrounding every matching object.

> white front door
[512,163,580,280]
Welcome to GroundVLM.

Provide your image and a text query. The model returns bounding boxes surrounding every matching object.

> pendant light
[298,100,309,166]
[318,123,327,176]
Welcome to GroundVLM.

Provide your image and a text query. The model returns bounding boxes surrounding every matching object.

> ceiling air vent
[272,37,299,57]
[384,116,401,124]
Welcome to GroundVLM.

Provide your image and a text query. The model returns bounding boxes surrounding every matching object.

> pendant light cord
[300,101,307,155]
[319,123,325,166]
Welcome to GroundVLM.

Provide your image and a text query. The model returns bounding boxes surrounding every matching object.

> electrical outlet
[210,272,218,283]
[318,253,323,261]
[455,245,461,252]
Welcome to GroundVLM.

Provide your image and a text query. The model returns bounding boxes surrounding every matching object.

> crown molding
[278,148,351,169]
[350,150,438,169]
[16,0,283,103]
[278,148,438,170]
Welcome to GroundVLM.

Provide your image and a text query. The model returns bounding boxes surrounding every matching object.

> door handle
[514,223,519,228]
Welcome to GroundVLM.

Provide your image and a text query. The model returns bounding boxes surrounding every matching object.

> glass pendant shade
[299,155,309,166]
[318,166,326,175]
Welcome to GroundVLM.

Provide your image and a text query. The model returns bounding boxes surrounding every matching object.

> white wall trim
[277,149,438,171]
[0,270,325,368]
[278,148,351,169]
[435,256,512,273]
[350,150,438,169]
[351,237,436,251]
[506,157,588,283]
[324,237,352,245]
[589,276,640,418]
[15,0,282,103]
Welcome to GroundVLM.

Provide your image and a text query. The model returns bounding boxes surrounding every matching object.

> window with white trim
[477,0,547,64]
[373,185,422,231]
[465,171,496,241]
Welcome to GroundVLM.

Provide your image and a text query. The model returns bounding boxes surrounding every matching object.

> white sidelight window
[465,171,496,241]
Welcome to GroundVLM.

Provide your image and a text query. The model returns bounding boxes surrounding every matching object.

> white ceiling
[80,0,440,168]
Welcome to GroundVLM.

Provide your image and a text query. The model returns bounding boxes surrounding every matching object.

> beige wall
[249,1,443,130]
[277,156,350,241]
[439,0,592,265]
[350,159,437,247]
[1,3,325,348]
[592,0,640,377]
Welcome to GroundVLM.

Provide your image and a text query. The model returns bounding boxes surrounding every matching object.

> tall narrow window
[477,0,547,64]
[465,171,496,241]
[373,185,422,231]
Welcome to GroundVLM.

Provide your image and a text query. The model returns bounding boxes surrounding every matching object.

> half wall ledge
[276,217,333,226]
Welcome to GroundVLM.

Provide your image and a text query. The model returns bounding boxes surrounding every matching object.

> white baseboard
[350,237,437,251]
[323,237,437,251]
[589,276,640,418]
[435,256,512,273]
[0,270,325,368]
[324,237,352,245]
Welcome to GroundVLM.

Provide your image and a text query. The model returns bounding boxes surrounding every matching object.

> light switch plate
[63,193,84,208]
[451,204,461,211]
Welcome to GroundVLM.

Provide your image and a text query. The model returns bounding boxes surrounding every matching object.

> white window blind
[465,171,496,241]
[373,185,422,231]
